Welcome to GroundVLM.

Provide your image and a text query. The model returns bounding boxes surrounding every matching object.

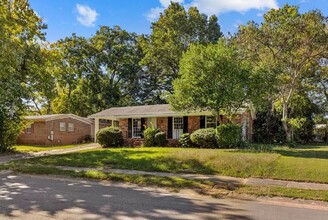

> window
[173,117,183,130]
[68,123,74,132]
[206,116,217,128]
[59,122,66,132]
[132,119,142,138]
[26,124,32,133]
[113,121,119,127]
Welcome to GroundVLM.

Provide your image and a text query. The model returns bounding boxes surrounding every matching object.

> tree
[0,0,45,151]
[234,5,328,142]
[51,26,144,116]
[168,40,249,119]
[140,2,222,103]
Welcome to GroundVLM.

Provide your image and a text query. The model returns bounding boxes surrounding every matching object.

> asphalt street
[1,172,328,220]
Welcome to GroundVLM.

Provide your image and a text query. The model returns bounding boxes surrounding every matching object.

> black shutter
[167,117,173,139]
[183,116,188,133]
[217,116,221,127]
[141,118,146,138]
[128,118,132,138]
[200,116,205,129]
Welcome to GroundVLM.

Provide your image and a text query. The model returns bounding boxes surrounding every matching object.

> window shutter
[217,116,221,127]
[141,118,146,138]
[183,116,188,133]
[167,117,173,139]
[128,118,132,138]
[200,116,205,129]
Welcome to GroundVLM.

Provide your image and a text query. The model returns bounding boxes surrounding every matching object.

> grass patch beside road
[4,162,328,202]
[14,144,87,153]
[8,145,328,183]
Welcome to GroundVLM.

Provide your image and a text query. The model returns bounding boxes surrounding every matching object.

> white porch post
[95,117,100,142]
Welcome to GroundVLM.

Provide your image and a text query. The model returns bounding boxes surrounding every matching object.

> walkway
[54,165,328,191]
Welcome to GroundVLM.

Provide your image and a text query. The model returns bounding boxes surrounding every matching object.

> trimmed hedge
[190,128,217,148]
[216,123,242,148]
[96,127,123,148]
[155,132,167,147]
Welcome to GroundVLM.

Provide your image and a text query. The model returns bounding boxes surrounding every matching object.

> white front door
[173,117,183,139]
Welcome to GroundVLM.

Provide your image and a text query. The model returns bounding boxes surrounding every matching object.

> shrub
[96,127,123,148]
[216,123,242,148]
[190,128,217,148]
[155,132,167,147]
[143,124,159,147]
[179,133,192,148]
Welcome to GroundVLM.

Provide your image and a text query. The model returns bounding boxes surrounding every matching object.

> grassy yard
[9,144,328,183]
[14,144,86,153]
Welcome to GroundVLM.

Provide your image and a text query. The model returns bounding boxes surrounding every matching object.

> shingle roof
[88,104,176,118]
[25,114,93,124]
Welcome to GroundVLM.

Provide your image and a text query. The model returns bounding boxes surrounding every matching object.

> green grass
[4,162,328,202]
[8,144,328,183]
[14,144,87,153]
[237,185,328,202]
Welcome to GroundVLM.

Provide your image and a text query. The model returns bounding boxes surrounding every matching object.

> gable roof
[88,104,248,119]
[25,114,93,124]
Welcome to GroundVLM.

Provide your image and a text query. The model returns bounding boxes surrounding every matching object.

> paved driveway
[1,172,328,220]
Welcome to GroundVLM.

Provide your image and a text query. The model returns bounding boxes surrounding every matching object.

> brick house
[17,114,95,146]
[89,104,255,146]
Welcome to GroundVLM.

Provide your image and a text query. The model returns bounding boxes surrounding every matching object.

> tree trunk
[282,101,292,142]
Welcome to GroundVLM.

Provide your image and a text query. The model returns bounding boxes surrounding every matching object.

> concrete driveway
[1,172,328,220]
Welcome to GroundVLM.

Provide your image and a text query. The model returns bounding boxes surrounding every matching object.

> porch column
[94,117,100,142]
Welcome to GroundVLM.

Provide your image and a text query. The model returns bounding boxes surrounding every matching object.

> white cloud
[146,0,185,22]
[190,0,278,15]
[76,4,98,27]
[146,0,278,22]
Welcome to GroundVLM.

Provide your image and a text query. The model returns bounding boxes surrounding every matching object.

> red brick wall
[157,117,168,134]
[188,116,200,133]
[17,118,92,146]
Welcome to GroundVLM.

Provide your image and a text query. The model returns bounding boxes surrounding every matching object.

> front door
[173,117,183,139]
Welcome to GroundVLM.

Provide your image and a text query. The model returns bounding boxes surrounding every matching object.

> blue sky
[29,0,328,42]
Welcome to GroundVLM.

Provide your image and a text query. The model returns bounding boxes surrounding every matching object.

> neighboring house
[17,114,94,146]
[89,104,255,146]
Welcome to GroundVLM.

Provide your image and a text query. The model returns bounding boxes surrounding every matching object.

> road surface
[1,172,328,220]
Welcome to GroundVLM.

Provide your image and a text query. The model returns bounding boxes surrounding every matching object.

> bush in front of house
[155,132,167,147]
[179,133,192,148]
[190,128,217,148]
[96,127,123,148]
[143,124,159,147]
[216,123,242,148]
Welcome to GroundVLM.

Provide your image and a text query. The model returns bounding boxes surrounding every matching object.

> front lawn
[14,144,86,153]
[10,144,328,183]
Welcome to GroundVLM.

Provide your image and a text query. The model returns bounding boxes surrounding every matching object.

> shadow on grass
[15,149,216,175]
[275,149,328,159]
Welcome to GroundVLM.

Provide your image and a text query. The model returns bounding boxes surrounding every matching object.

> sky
[29,0,328,42]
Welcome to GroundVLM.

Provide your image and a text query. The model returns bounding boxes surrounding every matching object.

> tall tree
[0,0,45,151]
[168,40,249,119]
[140,2,223,103]
[51,26,144,116]
[234,5,328,142]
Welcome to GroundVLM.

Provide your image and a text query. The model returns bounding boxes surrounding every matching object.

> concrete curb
[52,166,328,191]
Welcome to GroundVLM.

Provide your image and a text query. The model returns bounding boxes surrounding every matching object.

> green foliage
[234,4,328,142]
[216,124,242,148]
[154,132,167,147]
[179,133,192,148]
[168,40,249,117]
[143,124,159,147]
[140,2,223,102]
[0,0,46,151]
[190,128,217,148]
[96,127,123,148]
